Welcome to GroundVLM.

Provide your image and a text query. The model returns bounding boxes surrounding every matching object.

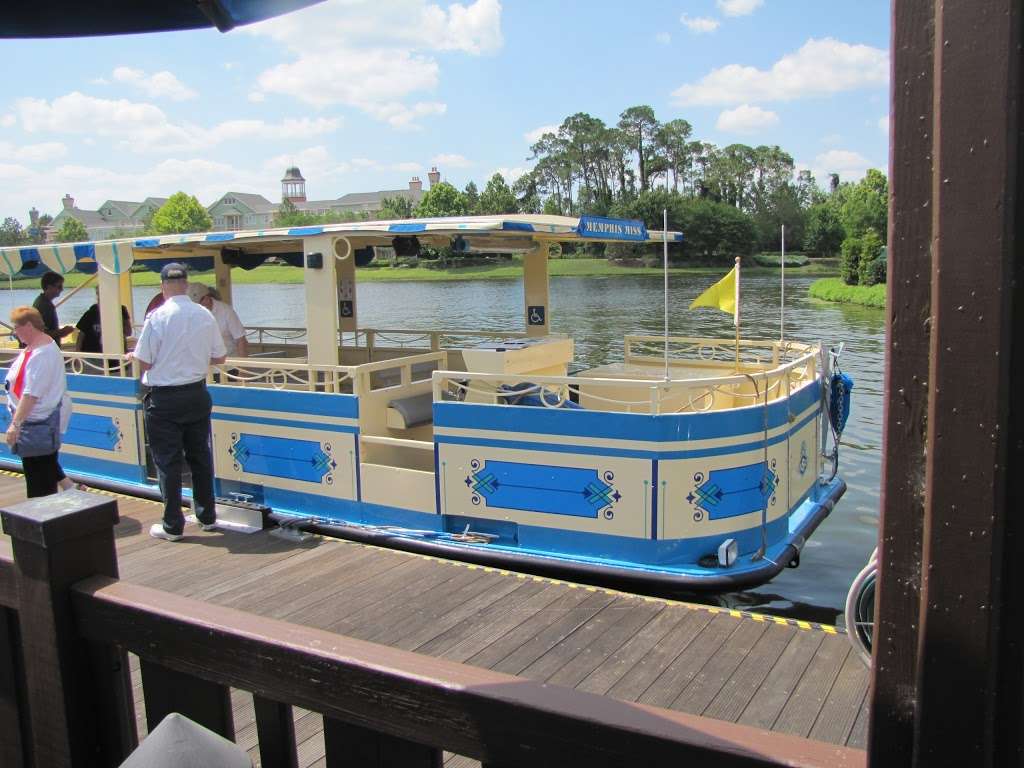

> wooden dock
[0,472,869,766]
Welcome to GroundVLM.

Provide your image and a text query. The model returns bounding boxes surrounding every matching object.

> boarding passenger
[75,290,132,353]
[5,306,77,496]
[131,263,226,542]
[187,283,248,358]
[32,272,75,344]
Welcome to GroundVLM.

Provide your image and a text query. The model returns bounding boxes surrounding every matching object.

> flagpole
[734,256,741,369]
[780,223,785,346]
[663,207,669,381]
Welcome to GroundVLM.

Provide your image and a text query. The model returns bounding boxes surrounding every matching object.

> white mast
[780,223,785,345]
[663,206,669,381]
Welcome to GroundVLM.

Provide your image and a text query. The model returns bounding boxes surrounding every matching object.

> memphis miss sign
[577,215,649,241]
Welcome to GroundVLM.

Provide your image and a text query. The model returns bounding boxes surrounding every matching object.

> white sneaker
[199,523,218,532]
[150,524,183,542]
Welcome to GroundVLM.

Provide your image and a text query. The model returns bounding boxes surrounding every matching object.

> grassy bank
[10,256,841,288]
[808,277,886,309]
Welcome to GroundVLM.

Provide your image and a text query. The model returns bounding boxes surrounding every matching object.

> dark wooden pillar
[873,1,1023,766]
[869,1,933,763]
[2,491,136,767]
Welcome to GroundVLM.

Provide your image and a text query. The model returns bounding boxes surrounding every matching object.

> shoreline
[8,257,841,288]
[808,277,886,309]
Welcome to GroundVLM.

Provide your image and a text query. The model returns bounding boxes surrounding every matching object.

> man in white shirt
[132,263,226,541]
[187,283,248,357]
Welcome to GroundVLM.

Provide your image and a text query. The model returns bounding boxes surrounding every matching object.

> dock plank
[0,471,869,759]
[736,627,824,730]
[702,622,796,721]
[808,650,871,746]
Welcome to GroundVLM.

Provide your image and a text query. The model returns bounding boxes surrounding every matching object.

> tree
[151,192,212,234]
[273,197,311,227]
[617,105,660,191]
[512,172,541,214]
[29,213,53,244]
[413,182,468,218]
[839,168,888,240]
[656,119,694,193]
[0,217,26,246]
[55,216,88,243]
[463,181,480,214]
[379,196,414,219]
[478,173,518,214]
[804,203,845,256]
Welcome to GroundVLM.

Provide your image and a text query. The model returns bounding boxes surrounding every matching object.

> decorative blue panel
[65,413,123,452]
[229,432,336,484]
[686,460,778,521]
[0,410,123,452]
[466,459,621,519]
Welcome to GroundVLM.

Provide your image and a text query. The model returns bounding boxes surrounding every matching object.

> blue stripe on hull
[434,380,819,442]
[210,386,359,419]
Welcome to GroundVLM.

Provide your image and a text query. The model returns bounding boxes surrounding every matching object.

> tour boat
[0,214,848,592]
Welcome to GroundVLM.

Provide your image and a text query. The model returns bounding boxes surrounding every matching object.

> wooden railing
[0,493,866,768]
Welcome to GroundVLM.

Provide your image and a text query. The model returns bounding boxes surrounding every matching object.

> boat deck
[0,472,869,767]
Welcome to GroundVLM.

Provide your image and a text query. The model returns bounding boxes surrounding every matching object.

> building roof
[337,188,422,206]
[101,200,143,218]
[212,192,277,214]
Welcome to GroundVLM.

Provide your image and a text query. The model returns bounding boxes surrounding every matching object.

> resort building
[41,165,440,239]
[207,166,436,231]
[47,195,167,241]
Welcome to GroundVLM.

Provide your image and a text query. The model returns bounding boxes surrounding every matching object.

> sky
[0,0,890,224]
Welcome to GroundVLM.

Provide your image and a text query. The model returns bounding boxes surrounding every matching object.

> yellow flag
[689,266,737,320]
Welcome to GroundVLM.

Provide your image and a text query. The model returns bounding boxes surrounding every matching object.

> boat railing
[432,346,819,415]
[0,348,137,378]
[210,357,358,393]
[624,335,815,369]
[240,325,538,363]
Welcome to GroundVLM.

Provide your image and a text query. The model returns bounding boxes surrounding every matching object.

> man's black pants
[144,381,216,535]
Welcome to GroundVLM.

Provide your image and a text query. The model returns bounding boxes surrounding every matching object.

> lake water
[4,273,882,622]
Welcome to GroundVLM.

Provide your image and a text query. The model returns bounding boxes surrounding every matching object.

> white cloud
[245,0,501,127]
[0,141,68,164]
[717,0,763,16]
[112,66,198,101]
[12,92,339,153]
[813,149,874,182]
[680,14,719,33]
[524,124,559,144]
[208,117,339,142]
[248,91,266,103]
[361,100,447,130]
[0,115,15,128]
[716,104,779,133]
[672,37,888,106]
[878,115,889,134]
[432,153,471,168]
[90,77,109,86]
[0,157,271,220]
[493,166,527,184]
[655,32,671,45]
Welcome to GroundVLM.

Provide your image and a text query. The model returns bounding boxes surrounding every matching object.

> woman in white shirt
[5,306,75,497]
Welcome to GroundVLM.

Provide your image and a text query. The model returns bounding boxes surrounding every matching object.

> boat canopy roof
[0,214,683,277]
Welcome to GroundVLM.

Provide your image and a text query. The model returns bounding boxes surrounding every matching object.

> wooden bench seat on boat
[386,391,434,429]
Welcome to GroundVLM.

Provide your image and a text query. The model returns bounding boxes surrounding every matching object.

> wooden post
[874,1,1023,765]
[868,0,932,762]
[0,608,27,768]
[522,244,549,337]
[1,491,136,767]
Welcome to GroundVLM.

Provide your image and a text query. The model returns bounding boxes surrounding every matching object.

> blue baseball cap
[160,262,188,282]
